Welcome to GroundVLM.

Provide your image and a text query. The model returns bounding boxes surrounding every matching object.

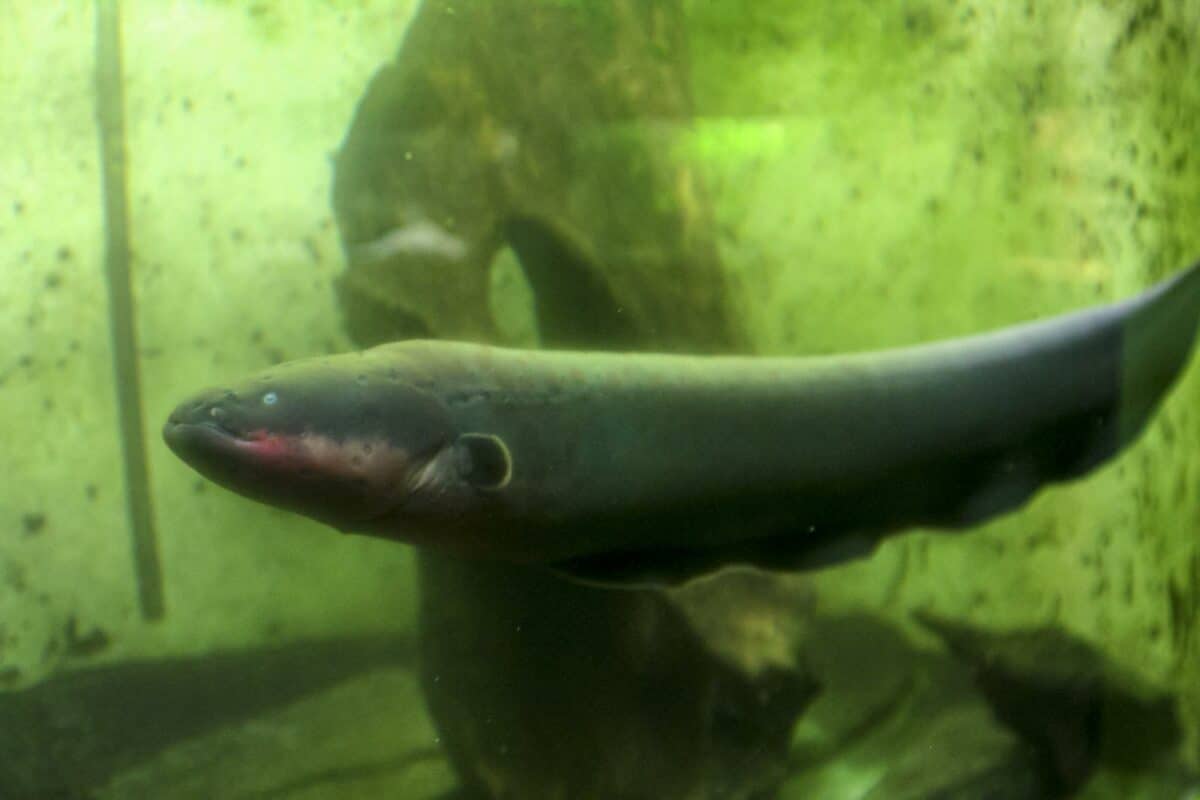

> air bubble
[262,391,278,406]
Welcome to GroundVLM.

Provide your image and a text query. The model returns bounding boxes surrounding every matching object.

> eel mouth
[162,407,419,531]
[161,388,301,486]
[161,418,273,486]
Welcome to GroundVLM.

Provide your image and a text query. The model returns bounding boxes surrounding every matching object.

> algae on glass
[2,0,1200,797]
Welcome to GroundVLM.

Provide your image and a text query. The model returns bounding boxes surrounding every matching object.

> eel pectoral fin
[455,433,513,490]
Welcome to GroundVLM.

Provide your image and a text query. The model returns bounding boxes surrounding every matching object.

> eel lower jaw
[161,419,285,494]
[163,419,246,460]
[162,420,416,531]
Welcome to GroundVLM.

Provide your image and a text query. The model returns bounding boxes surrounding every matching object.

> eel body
[164,262,1200,586]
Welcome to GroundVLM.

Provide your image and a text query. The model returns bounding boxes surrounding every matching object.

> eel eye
[262,391,278,406]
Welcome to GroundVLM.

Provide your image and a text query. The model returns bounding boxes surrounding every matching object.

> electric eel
[164,262,1200,586]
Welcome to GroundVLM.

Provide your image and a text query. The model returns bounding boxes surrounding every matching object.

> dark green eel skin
[164,262,1200,586]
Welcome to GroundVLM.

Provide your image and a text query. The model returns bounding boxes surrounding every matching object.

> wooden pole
[95,0,165,620]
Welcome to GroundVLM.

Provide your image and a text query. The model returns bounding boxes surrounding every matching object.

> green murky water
[3,2,1200,797]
